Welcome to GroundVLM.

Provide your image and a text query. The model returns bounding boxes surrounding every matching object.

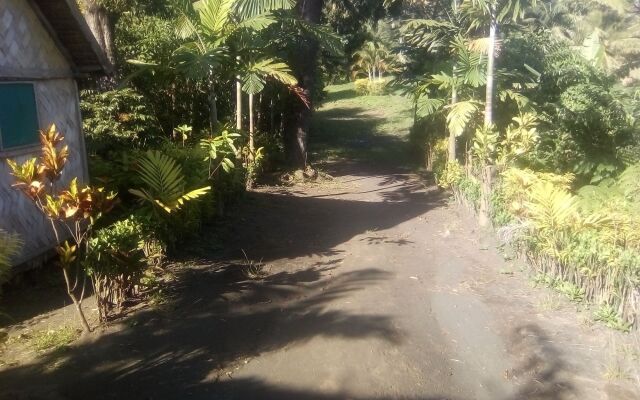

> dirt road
[0,84,638,399]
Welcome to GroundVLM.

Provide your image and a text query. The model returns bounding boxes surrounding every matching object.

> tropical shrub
[409,116,447,170]
[115,11,212,135]
[354,78,387,95]
[81,88,160,153]
[437,161,464,189]
[128,150,211,247]
[494,166,640,330]
[7,125,117,333]
[438,161,481,209]
[529,42,635,183]
[354,78,369,95]
[85,217,146,321]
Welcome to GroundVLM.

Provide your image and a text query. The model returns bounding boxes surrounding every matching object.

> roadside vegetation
[0,0,399,337]
[397,0,640,331]
[1,0,639,363]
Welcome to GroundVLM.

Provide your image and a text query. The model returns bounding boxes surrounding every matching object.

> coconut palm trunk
[247,92,256,189]
[236,55,242,130]
[249,93,255,151]
[449,78,458,162]
[485,10,497,127]
[448,0,460,162]
[236,78,242,130]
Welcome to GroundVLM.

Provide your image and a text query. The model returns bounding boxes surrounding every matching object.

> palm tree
[171,0,293,130]
[403,3,485,161]
[240,55,297,187]
[460,0,538,127]
[231,0,295,130]
[352,41,391,81]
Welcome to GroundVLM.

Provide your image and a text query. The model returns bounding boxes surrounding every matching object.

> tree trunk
[479,165,496,227]
[249,93,255,150]
[258,93,263,132]
[62,266,91,334]
[485,13,497,127]
[236,77,243,130]
[209,75,218,131]
[236,55,242,130]
[449,68,458,162]
[247,93,255,189]
[283,0,323,169]
[270,98,275,134]
[83,0,115,65]
[451,0,460,161]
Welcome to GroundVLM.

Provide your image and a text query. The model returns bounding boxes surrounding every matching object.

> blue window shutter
[0,83,40,149]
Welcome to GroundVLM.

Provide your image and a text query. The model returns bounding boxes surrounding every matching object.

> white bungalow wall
[0,0,88,267]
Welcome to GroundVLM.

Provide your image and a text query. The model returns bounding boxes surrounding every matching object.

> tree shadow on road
[199,186,443,263]
[0,184,577,400]
[0,264,402,399]
[0,178,441,399]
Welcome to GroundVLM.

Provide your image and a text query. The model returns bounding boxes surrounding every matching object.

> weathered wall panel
[0,0,87,267]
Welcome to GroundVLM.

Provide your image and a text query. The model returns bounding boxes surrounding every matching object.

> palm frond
[242,58,297,94]
[242,72,265,94]
[236,13,277,30]
[196,0,236,36]
[233,0,294,20]
[173,0,199,39]
[446,100,481,137]
[278,13,344,57]
[417,97,446,116]
[129,151,210,213]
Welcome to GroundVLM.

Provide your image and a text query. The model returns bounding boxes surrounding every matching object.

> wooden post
[478,165,496,227]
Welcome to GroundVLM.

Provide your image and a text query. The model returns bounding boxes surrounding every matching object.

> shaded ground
[1,83,639,399]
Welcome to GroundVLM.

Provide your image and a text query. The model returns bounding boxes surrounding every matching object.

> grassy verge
[310,82,415,166]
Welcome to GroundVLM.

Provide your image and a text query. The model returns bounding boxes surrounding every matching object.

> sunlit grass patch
[24,326,80,353]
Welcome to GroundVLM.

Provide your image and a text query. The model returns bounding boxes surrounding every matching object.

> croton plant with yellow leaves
[7,124,116,333]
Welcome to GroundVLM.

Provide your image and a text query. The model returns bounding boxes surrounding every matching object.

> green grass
[310,82,415,166]
[28,326,80,352]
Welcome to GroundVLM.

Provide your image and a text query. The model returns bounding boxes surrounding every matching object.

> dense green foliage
[85,217,147,320]
[16,0,640,334]
[399,0,640,330]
